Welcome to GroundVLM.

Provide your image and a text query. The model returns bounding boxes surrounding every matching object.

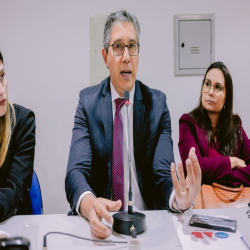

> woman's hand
[229,157,246,169]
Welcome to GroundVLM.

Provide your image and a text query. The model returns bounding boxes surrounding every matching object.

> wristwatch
[174,198,194,214]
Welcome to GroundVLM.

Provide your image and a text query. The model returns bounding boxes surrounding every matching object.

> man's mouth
[121,70,131,76]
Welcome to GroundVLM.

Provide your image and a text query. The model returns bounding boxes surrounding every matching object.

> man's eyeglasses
[202,80,226,97]
[108,43,140,56]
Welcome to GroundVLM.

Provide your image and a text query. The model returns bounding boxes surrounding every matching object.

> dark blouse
[179,114,250,187]
[0,104,35,222]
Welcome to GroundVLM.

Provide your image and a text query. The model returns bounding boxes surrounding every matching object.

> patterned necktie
[112,98,125,211]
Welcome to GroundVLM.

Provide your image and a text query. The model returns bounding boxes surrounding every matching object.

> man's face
[102,22,139,97]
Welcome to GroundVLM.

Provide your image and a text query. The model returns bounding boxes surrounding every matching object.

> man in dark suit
[65,9,201,239]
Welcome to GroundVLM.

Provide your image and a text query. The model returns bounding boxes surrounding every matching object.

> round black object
[113,211,146,236]
[0,237,30,250]
[181,43,185,48]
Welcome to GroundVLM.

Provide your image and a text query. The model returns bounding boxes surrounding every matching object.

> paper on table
[172,214,249,250]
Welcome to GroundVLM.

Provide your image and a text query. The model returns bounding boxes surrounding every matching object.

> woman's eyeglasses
[203,80,226,97]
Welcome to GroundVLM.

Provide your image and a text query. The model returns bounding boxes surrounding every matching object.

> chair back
[29,171,43,214]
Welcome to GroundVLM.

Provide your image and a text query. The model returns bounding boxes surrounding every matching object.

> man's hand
[229,157,246,169]
[80,194,122,239]
[171,147,201,211]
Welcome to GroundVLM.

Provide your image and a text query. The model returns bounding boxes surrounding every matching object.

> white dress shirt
[76,82,176,214]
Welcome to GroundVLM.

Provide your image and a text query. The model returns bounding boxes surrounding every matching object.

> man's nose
[122,47,131,63]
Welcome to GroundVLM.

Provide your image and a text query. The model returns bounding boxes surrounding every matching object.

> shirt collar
[110,81,135,105]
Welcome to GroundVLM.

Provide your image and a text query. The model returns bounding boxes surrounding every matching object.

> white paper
[172,214,249,250]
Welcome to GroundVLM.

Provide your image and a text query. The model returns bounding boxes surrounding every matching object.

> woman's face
[202,68,226,114]
[0,60,7,117]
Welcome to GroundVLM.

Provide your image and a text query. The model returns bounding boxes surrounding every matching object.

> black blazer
[0,104,35,222]
[65,77,174,214]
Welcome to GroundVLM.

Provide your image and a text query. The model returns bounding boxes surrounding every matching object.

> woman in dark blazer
[179,62,250,187]
[0,51,36,222]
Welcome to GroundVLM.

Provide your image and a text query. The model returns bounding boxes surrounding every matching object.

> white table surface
[0,207,249,250]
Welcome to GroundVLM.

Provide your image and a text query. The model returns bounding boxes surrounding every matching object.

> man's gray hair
[103,9,140,52]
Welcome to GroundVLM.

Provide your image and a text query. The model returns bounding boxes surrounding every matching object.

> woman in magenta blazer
[179,62,250,187]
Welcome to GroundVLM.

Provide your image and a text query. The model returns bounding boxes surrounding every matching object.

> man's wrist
[173,196,194,214]
[80,194,96,219]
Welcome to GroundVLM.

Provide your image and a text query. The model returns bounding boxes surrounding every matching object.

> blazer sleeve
[0,108,35,222]
[179,114,232,184]
[153,95,174,210]
[231,126,250,186]
[65,91,95,215]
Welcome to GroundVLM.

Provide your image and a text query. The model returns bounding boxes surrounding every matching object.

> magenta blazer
[179,114,250,187]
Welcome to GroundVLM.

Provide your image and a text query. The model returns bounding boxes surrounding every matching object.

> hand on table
[171,147,201,211]
[229,157,246,169]
[79,194,122,239]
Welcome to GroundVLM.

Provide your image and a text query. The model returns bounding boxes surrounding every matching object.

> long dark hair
[189,62,241,156]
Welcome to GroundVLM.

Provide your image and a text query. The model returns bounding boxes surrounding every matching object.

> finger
[189,151,202,194]
[91,225,110,239]
[93,200,114,224]
[186,158,195,190]
[171,162,180,195]
[104,199,122,212]
[242,160,246,167]
[189,148,201,179]
[177,161,187,192]
[89,209,111,238]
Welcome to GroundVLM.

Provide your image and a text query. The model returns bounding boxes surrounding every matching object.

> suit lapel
[133,81,145,193]
[100,78,113,180]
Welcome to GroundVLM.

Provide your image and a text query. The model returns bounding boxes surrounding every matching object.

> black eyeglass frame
[107,43,140,56]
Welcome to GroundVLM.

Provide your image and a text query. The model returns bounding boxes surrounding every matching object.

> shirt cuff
[76,191,95,215]
[168,189,179,212]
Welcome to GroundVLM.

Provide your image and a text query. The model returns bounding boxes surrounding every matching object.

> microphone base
[112,211,146,236]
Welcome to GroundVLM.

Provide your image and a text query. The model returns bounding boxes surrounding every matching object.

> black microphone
[112,90,146,236]
[124,90,130,107]
[124,90,133,214]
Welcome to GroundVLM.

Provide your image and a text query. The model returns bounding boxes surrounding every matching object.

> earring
[223,105,225,110]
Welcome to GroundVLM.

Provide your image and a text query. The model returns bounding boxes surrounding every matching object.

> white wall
[1,0,250,214]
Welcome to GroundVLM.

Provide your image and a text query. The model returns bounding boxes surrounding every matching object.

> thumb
[105,199,122,212]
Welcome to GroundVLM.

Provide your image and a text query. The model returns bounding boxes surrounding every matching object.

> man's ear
[102,48,109,69]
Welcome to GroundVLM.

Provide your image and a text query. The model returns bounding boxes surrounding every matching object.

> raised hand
[171,147,201,211]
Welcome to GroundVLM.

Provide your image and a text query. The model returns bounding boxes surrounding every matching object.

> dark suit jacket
[179,114,250,187]
[65,77,174,214]
[0,104,35,222]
